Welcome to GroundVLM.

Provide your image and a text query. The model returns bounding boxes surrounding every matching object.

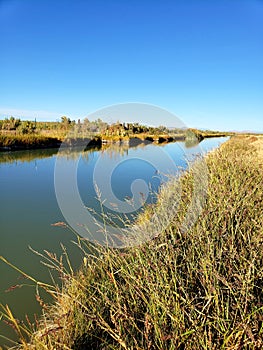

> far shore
[0,130,230,152]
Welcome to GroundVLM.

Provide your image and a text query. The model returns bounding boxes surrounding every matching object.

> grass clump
[2,136,263,349]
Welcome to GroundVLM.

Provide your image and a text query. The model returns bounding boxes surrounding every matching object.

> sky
[0,0,262,131]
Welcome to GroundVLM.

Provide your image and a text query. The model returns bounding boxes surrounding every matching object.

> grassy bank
[0,134,62,151]
[0,134,104,151]
[0,124,231,151]
[1,136,263,349]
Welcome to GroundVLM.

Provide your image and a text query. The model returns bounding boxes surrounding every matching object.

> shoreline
[0,131,230,152]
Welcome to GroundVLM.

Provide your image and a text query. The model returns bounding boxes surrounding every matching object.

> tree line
[0,116,177,136]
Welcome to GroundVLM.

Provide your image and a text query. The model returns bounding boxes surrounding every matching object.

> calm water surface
[0,137,228,346]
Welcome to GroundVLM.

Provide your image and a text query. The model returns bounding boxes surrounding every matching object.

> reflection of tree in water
[81,139,182,162]
[98,141,154,160]
[0,138,201,166]
[184,138,201,148]
[0,146,101,164]
[58,146,101,161]
[0,148,58,164]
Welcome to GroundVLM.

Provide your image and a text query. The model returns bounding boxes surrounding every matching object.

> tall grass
[1,136,263,349]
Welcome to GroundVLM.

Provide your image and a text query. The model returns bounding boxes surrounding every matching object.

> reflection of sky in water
[77,143,182,225]
[77,137,229,226]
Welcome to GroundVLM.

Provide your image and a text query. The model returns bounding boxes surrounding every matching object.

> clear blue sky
[0,0,262,131]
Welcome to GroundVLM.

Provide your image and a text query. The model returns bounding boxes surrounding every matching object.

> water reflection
[0,148,59,164]
[184,138,200,148]
[0,136,205,164]
[0,136,211,165]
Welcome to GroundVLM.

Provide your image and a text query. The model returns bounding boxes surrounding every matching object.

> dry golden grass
[252,136,263,160]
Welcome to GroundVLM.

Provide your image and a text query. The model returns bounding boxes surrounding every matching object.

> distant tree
[157,125,168,133]
[60,116,71,129]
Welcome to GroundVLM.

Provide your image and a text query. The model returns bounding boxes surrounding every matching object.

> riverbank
[2,135,263,349]
[0,134,62,151]
[0,130,230,152]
